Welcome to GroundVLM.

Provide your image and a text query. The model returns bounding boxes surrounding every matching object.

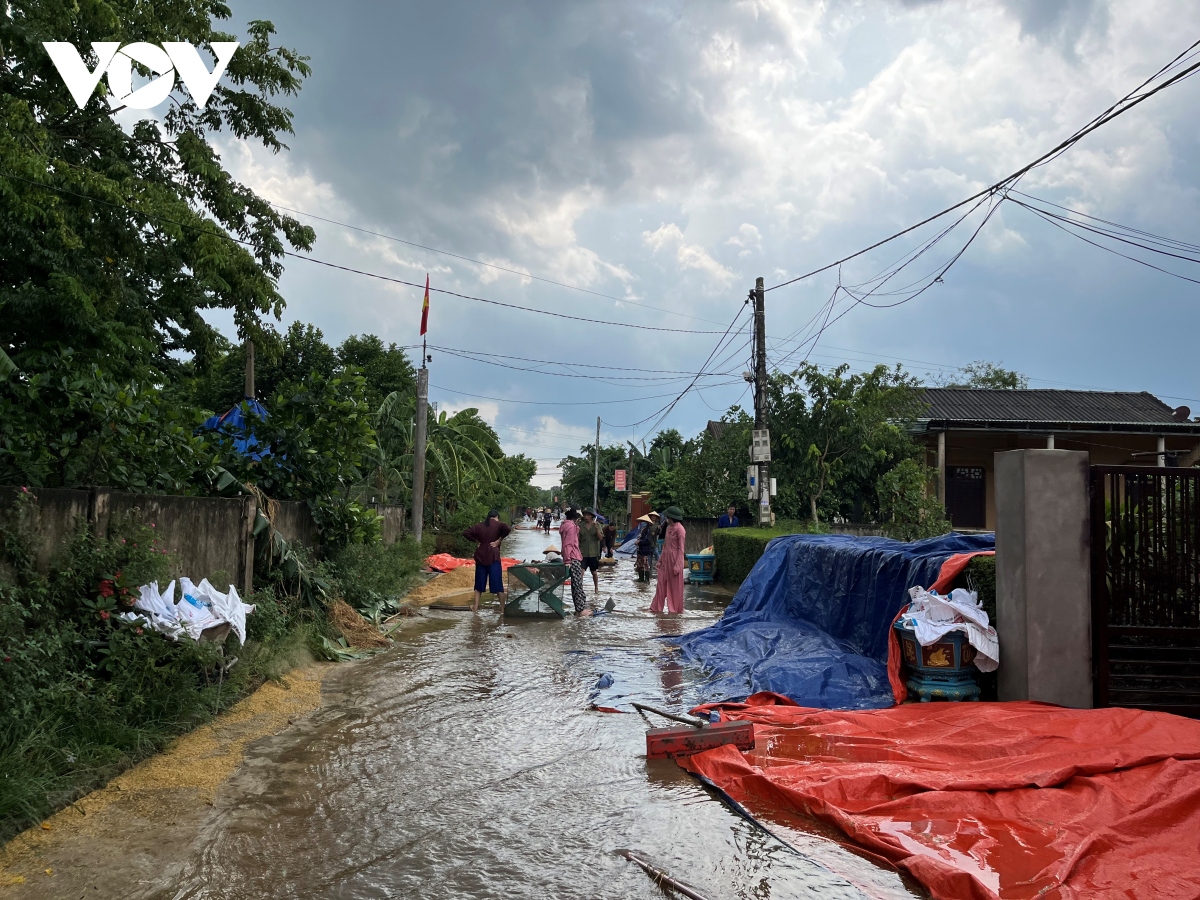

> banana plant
[366,391,506,516]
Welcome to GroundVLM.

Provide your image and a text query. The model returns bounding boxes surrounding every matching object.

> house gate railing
[1090,465,1200,717]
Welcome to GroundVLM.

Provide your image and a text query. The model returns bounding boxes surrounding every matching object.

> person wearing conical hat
[634,514,655,583]
[650,507,686,614]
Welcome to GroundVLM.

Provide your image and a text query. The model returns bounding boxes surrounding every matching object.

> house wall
[924,431,1200,530]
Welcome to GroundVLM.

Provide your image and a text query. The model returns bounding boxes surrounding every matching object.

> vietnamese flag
[419,274,430,335]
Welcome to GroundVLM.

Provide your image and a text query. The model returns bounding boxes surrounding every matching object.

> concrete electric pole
[592,416,601,512]
[753,276,772,526]
[411,366,429,542]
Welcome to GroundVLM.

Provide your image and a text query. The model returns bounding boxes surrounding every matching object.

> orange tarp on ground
[425,554,520,573]
[681,694,1200,899]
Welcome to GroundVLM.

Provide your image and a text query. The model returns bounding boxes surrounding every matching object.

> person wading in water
[650,506,686,614]
[578,508,605,597]
[634,514,655,583]
[463,510,511,615]
[559,508,592,616]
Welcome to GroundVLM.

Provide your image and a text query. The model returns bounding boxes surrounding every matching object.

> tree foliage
[1,2,314,376]
[768,364,922,524]
[935,360,1029,390]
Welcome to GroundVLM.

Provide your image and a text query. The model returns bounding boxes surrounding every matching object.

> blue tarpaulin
[674,532,995,709]
[200,398,270,461]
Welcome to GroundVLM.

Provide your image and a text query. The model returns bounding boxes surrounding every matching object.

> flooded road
[150,526,920,900]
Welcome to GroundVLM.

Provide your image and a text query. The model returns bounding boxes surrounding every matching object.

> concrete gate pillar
[994,450,1092,707]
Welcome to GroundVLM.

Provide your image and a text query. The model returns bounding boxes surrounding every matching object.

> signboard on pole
[614,469,627,491]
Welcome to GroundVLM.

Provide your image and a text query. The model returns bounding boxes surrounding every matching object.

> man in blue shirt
[717,505,740,529]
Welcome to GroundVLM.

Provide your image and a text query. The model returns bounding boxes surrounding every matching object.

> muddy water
[156,527,921,900]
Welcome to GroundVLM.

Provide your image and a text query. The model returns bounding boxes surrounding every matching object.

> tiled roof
[918,389,1196,428]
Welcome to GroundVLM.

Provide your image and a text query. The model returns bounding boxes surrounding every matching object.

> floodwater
[153,526,922,900]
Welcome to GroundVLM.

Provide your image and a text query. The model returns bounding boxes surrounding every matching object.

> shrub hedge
[712,520,826,585]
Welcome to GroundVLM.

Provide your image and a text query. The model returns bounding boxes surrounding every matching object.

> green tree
[877,458,951,540]
[337,335,416,411]
[769,364,922,525]
[0,349,221,492]
[937,361,1029,390]
[559,444,630,518]
[1,3,314,376]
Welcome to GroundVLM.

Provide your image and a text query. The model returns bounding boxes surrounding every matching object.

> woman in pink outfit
[651,506,686,614]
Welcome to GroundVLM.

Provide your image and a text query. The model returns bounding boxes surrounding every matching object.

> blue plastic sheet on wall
[674,532,996,709]
[201,397,270,461]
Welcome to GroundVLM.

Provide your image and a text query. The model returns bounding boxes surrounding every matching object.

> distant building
[914,389,1200,530]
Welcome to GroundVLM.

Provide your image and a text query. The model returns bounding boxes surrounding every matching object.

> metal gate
[1090,465,1200,716]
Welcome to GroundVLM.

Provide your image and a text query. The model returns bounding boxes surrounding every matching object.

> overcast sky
[207,0,1200,487]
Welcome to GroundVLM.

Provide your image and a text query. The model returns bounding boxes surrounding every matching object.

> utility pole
[243,339,255,399]
[592,416,601,512]
[753,276,772,526]
[411,366,429,542]
[628,441,636,523]
[412,275,432,543]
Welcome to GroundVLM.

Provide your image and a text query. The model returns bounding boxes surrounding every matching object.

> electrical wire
[600,302,750,431]
[765,39,1200,293]
[430,345,738,383]
[430,380,743,407]
[268,202,736,329]
[1010,201,1200,286]
[0,170,728,336]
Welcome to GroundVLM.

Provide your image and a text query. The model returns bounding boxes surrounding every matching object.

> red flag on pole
[419,274,430,336]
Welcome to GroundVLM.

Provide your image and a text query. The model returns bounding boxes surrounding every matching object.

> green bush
[958,555,996,625]
[949,554,997,700]
[330,537,426,622]
[712,521,827,585]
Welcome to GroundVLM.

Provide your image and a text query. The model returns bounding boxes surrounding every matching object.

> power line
[431,345,738,383]
[269,202,735,329]
[602,301,751,432]
[0,170,728,336]
[765,39,1200,293]
[1006,193,1200,285]
[430,380,743,407]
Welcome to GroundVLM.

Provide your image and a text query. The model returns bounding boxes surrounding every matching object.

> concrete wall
[273,501,322,555]
[0,487,256,595]
[994,450,1092,707]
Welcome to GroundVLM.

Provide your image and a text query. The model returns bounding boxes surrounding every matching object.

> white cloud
[642,223,736,285]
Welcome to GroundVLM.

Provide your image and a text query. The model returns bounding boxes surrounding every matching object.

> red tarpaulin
[425,554,520,573]
[681,694,1200,899]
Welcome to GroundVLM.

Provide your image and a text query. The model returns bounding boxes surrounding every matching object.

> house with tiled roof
[914,389,1200,530]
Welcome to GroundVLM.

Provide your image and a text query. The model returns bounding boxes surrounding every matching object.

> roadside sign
[614,469,627,491]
